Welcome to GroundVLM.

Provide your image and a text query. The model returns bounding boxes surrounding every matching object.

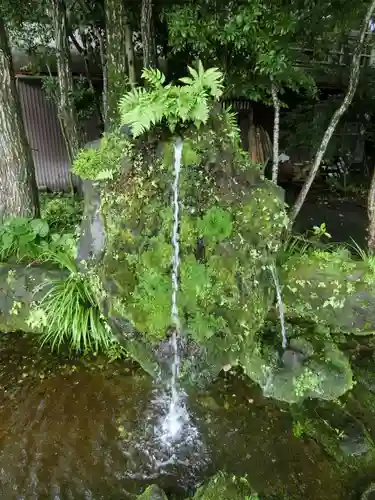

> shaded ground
[284,184,368,246]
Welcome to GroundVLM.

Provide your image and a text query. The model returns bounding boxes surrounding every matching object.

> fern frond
[190,95,209,126]
[141,67,166,88]
[201,67,224,99]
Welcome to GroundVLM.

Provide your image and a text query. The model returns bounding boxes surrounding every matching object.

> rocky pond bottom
[1,334,374,499]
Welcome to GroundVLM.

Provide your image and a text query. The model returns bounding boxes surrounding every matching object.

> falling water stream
[270,262,288,349]
[161,138,191,445]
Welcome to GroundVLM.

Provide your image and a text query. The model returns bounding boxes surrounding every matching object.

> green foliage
[0,217,48,262]
[119,61,224,137]
[103,124,287,344]
[40,193,83,232]
[0,215,77,264]
[165,0,369,100]
[43,75,98,124]
[72,134,133,181]
[28,251,119,355]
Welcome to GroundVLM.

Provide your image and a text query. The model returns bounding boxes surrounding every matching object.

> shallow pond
[0,333,359,499]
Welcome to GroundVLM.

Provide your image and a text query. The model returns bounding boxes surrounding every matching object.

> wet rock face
[239,329,353,404]
[76,139,106,270]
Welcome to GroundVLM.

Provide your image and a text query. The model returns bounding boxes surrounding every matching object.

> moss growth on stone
[0,264,66,333]
[281,248,375,335]
[192,472,259,499]
[239,323,353,404]
[136,485,167,500]
[100,114,287,356]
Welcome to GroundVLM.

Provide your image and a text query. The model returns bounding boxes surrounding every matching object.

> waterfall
[270,262,288,349]
[161,138,187,443]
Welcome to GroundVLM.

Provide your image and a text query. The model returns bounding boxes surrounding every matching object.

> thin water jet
[270,262,287,349]
[161,137,190,446]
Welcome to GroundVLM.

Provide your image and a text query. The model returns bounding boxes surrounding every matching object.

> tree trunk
[52,0,82,163]
[124,19,136,86]
[141,0,156,69]
[0,17,39,218]
[288,0,375,230]
[368,168,375,251]
[105,0,128,130]
[271,83,280,184]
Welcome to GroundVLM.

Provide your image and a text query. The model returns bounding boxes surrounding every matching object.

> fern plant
[118,60,224,136]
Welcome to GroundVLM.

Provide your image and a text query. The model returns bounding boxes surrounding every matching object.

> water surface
[0,333,355,499]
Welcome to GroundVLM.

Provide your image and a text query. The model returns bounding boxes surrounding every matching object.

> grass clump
[28,251,123,357]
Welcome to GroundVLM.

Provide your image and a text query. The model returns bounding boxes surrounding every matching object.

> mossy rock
[239,325,353,403]
[281,248,375,335]
[0,264,66,333]
[291,399,375,468]
[136,485,167,500]
[96,114,288,384]
[191,472,259,499]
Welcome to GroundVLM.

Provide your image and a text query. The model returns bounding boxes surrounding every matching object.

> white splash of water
[270,262,287,349]
[161,137,188,444]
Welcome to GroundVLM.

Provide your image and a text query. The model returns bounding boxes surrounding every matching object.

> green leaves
[118,62,224,137]
[72,134,133,181]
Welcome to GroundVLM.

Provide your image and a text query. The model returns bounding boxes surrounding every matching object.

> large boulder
[97,112,288,384]
[281,248,375,335]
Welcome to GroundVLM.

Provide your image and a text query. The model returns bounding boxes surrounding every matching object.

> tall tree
[0,16,39,218]
[105,0,129,129]
[51,0,82,163]
[288,0,375,229]
[141,0,156,69]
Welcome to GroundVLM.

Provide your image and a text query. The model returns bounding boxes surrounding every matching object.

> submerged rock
[137,485,167,500]
[191,472,259,499]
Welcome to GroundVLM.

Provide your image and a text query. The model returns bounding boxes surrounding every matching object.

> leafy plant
[0,215,78,264]
[0,217,49,262]
[119,61,224,136]
[72,133,132,181]
[40,193,83,232]
[28,250,119,355]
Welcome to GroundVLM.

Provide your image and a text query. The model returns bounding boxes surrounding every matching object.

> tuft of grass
[31,250,120,355]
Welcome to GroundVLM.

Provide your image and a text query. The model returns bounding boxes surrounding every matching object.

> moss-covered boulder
[282,248,375,335]
[136,485,167,500]
[94,111,288,384]
[239,324,353,404]
[0,264,66,333]
[191,472,259,499]
[291,397,375,469]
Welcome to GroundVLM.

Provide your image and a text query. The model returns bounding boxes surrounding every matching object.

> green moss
[192,472,259,499]
[281,248,375,335]
[136,485,167,500]
[100,117,287,351]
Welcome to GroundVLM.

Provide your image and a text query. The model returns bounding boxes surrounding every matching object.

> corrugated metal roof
[17,79,72,191]
[17,79,101,191]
